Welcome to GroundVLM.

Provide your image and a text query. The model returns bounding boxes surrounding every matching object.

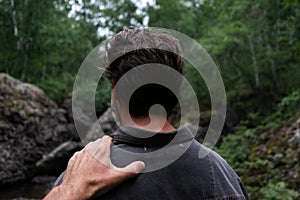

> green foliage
[277,90,300,115]
[37,73,111,113]
[95,0,145,34]
[263,89,300,129]
[146,0,300,118]
[0,0,145,113]
[36,73,75,105]
[215,127,251,169]
[95,78,112,113]
[1,0,299,116]
[260,182,299,200]
[216,90,300,199]
[183,62,210,107]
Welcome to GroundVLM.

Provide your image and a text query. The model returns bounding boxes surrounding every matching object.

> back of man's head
[104,27,184,118]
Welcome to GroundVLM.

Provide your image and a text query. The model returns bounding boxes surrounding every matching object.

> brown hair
[104,27,184,117]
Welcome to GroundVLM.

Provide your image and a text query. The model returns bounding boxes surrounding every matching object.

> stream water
[0,176,56,200]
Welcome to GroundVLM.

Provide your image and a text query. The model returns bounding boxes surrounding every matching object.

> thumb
[119,161,145,174]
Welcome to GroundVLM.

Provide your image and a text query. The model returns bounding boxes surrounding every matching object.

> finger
[64,151,80,180]
[85,140,100,157]
[97,136,113,167]
[100,135,112,157]
[68,151,80,167]
[72,151,81,161]
[118,161,145,174]
[86,136,112,155]
[77,148,89,165]
[93,135,112,158]
[85,136,112,167]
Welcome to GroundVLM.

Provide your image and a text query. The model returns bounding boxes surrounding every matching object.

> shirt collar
[111,125,194,147]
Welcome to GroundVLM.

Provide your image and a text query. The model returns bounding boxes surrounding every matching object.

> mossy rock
[0,73,78,187]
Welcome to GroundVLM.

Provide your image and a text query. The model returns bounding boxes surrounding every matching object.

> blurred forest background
[0,0,300,199]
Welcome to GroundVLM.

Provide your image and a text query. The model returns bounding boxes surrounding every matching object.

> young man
[55,27,249,200]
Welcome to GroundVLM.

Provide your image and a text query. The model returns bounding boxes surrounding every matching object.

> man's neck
[121,115,176,133]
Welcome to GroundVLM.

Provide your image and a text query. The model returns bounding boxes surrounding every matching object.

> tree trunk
[248,35,260,87]
[232,55,254,90]
[266,40,279,93]
[10,0,21,51]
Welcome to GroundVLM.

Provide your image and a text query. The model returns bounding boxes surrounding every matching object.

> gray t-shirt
[55,126,249,200]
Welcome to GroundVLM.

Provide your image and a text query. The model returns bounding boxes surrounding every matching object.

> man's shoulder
[101,140,249,200]
[202,145,249,199]
[189,140,240,181]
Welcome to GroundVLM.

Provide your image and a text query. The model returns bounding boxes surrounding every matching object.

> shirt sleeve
[238,177,250,200]
[53,171,65,188]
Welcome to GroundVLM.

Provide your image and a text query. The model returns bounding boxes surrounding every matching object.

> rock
[31,176,57,184]
[62,92,94,140]
[0,74,77,187]
[36,141,82,175]
[98,106,119,134]
[248,113,300,192]
[288,129,300,145]
[84,106,118,142]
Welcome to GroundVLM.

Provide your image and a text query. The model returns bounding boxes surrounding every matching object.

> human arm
[43,136,145,200]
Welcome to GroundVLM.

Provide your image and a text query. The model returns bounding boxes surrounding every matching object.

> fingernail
[137,161,145,170]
